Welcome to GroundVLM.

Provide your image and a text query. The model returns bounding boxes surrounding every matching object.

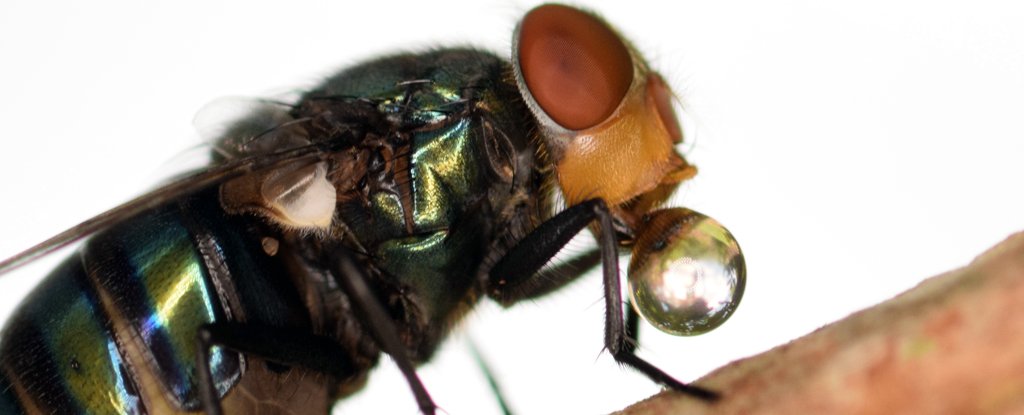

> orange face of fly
[512,4,695,229]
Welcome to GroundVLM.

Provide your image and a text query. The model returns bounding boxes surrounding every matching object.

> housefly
[0,3,744,414]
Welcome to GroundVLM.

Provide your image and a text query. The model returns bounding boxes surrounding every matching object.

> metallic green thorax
[298,49,540,353]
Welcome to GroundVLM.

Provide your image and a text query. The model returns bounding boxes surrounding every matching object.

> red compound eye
[517,4,634,130]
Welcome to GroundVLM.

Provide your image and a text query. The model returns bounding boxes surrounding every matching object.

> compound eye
[628,208,746,336]
[517,4,634,130]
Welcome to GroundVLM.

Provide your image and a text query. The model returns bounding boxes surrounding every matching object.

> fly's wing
[0,92,385,277]
[0,141,326,276]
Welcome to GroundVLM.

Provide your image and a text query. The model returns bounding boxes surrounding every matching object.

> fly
[0,4,745,414]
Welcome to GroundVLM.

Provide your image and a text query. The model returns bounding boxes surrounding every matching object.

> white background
[1,1,1023,414]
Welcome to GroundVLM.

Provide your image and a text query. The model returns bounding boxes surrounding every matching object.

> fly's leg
[195,332,222,415]
[194,322,357,415]
[467,339,514,415]
[624,302,641,355]
[487,199,719,401]
[325,245,438,415]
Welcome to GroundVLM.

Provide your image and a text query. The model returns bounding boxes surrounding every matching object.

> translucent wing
[0,140,327,277]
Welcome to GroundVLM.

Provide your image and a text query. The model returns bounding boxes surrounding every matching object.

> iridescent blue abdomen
[0,189,331,414]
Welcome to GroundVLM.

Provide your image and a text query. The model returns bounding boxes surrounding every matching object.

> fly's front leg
[326,245,438,415]
[488,199,718,401]
[624,302,641,355]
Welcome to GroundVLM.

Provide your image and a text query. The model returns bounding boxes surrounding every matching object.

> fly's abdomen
[0,200,241,414]
[82,202,244,411]
[0,189,329,414]
[0,256,147,414]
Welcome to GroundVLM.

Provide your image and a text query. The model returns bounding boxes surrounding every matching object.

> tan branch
[617,232,1024,415]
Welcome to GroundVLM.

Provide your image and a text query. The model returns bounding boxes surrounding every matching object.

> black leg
[503,248,601,302]
[624,302,640,355]
[326,245,438,415]
[488,201,606,305]
[194,322,358,415]
[488,199,719,401]
[195,330,222,415]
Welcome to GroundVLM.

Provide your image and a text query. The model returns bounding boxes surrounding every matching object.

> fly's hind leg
[487,199,719,401]
[192,242,442,415]
[194,322,357,415]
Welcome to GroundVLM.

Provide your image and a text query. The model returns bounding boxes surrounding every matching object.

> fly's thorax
[212,49,539,241]
[210,49,543,362]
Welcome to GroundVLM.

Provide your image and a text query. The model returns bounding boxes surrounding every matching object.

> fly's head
[512,4,745,336]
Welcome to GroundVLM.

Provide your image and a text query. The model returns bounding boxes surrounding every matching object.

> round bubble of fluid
[627,208,746,336]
